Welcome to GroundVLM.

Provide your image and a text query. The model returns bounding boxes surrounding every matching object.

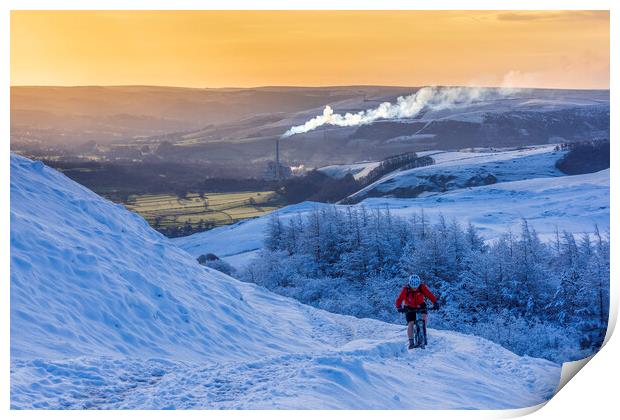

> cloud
[499,48,609,90]
[496,11,608,22]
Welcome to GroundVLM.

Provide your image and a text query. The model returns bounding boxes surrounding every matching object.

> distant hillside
[10,85,413,147]
[11,86,609,171]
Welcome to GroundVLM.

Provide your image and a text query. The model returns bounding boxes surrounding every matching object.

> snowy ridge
[361,168,609,239]
[348,145,565,201]
[10,154,561,409]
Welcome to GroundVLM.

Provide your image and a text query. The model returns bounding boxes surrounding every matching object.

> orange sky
[10,10,610,89]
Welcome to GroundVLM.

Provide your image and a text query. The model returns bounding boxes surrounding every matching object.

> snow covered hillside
[348,145,565,201]
[10,154,561,409]
[362,168,609,240]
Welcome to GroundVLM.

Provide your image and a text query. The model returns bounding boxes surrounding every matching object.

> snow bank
[10,154,561,409]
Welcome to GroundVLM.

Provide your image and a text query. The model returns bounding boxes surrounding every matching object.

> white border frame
[2,1,616,419]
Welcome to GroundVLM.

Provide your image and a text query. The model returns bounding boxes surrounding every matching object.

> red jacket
[395,284,437,308]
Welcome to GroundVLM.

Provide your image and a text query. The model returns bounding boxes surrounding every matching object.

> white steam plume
[281,86,515,138]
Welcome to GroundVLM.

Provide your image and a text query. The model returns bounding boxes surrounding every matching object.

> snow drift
[10,154,560,409]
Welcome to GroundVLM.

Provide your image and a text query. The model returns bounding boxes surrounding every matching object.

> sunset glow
[10,10,610,89]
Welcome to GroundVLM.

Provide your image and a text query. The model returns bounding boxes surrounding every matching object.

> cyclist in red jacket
[395,274,439,349]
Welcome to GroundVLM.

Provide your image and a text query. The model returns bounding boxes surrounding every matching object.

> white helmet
[408,274,421,289]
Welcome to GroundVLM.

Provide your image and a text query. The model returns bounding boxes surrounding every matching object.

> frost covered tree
[241,206,610,363]
[265,214,284,251]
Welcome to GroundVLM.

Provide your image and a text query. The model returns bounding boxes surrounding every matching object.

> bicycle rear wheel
[415,320,426,348]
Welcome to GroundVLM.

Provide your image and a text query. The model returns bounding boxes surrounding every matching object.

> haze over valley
[12,85,609,168]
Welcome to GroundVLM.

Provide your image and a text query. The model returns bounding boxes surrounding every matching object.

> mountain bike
[408,308,428,349]
[398,306,437,349]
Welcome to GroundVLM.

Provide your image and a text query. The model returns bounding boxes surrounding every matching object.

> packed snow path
[12,315,559,409]
[10,154,560,409]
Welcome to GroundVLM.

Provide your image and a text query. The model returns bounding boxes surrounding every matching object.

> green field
[125,191,282,230]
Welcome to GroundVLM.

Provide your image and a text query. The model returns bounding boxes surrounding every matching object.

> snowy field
[348,145,566,201]
[10,154,561,409]
[364,168,610,240]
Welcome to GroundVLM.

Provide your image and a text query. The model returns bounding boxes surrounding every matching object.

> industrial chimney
[275,138,280,180]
